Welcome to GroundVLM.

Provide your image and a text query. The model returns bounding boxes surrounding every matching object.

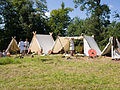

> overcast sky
[46,0,120,22]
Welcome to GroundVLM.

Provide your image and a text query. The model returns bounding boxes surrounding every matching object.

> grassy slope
[0,55,120,89]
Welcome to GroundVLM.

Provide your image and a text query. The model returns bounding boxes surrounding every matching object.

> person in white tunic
[69,38,74,56]
[18,39,25,54]
[24,39,29,54]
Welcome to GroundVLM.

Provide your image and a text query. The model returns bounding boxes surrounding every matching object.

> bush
[0,57,21,65]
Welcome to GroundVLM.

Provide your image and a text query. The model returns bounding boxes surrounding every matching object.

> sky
[46,0,120,21]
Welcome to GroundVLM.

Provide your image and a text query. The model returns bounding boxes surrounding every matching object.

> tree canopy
[48,2,73,38]
[0,0,120,50]
[0,0,49,50]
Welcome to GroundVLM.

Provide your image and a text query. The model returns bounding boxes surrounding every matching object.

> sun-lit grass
[0,57,22,65]
[0,55,120,89]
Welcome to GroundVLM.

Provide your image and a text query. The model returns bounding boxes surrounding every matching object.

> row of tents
[6,32,120,59]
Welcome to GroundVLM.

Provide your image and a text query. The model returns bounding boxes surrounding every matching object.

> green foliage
[0,57,21,65]
[113,11,120,21]
[0,0,49,50]
[48,2,73,38]
[73,0,112,49]
[107,21,120,38]
[67,17,85,36]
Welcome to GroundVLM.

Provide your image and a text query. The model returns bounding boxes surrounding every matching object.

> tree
[73,0,111,49]
[74,1,110,37]
[0,0,49,50]
[67,17,85,36]
[48,2,73,38]
[112,11,120,22]
[107,21,120,38]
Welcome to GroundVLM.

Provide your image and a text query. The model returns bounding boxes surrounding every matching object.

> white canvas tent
[29,33,55,54]
[53,35,101,56]
[83,35,102,56]
[102,37,120,59]
[6,37,20,52]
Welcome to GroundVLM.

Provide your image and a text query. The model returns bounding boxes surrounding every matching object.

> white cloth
[18,41,25,53]
[24,41,29,50]
[70,39,74,50]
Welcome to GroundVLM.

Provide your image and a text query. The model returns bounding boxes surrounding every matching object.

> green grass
[0,55,120,89]
[0,57,22,65]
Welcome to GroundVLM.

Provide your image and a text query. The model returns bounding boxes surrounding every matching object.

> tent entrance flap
[6,38,20,53]
[52,37,70,53]
[102,37,120,59]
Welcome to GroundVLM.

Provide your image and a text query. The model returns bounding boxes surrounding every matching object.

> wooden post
[33,31,37,36]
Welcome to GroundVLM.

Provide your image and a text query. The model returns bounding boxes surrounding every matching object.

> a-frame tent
[6,37,20,53]
[83,35,102,56]
[102,37,120,59]
[29,32,55,54]
[52,36,70,53]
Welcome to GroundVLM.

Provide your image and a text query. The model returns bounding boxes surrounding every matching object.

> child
[2,50,7,57]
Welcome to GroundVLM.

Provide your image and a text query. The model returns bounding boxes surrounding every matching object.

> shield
[88,49,97,57]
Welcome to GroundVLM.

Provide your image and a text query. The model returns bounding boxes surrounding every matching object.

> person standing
[24,39,29,54]
[70,38,74,56]
[2,50,7,57]
[18,39,25,54]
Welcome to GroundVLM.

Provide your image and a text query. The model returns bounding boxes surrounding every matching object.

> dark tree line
[0,0,72,50]
[0,0,49,50]
[0,0,120,50]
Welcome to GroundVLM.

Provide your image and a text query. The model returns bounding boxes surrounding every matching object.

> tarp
[6,38,20,52]
[84,35,102,56]
[29,34,55,54]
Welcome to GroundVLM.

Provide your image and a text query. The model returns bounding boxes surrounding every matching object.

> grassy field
[0,55,120,89]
